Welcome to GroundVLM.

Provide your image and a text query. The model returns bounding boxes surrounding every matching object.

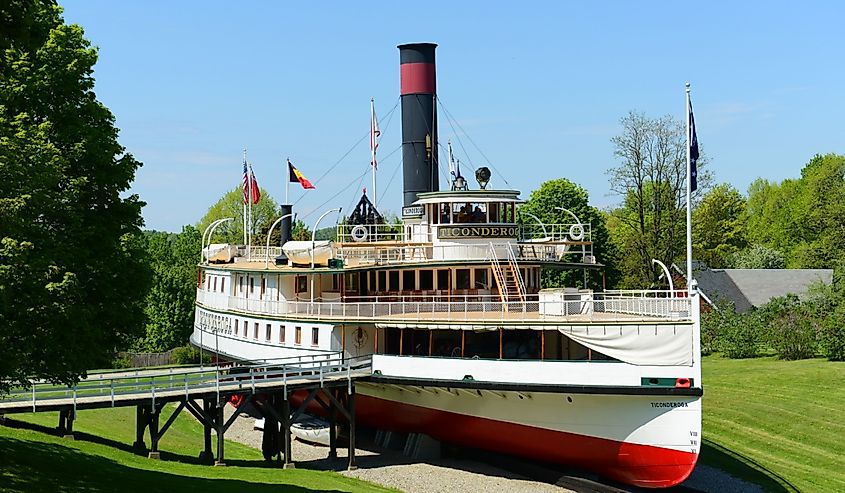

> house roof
[695,268,833,312]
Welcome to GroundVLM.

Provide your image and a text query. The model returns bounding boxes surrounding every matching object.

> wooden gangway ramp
[0,353,373,469]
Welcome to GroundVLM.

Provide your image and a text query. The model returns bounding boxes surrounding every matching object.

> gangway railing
[0,353,373,414]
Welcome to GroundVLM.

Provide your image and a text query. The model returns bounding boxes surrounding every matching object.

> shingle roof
[695,268,832,313]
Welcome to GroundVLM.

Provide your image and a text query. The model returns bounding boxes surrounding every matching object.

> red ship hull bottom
[350,393,698,489]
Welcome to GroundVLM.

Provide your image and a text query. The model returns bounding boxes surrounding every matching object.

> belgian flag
[288,159,315,189]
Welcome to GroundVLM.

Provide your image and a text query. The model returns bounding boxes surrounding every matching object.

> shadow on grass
[0,434,348,493]
[1,418,285,469]
[699,439,799,493]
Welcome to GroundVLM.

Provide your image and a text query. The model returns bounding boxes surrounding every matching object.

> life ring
[351,225,368,242]
[569,224,585,241]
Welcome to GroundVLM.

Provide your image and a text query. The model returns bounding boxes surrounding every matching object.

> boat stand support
[184,398,215,463]
[58,407,75,439]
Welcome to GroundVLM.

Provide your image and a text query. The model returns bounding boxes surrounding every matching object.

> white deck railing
[196,289,692,323]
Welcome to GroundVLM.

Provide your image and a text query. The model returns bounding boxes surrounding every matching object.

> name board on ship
[437,225,519,239]
[402,205,424,217]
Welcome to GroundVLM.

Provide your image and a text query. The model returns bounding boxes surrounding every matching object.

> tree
[729,244,786,269]
[608,111,710,287]
[692,184,748,268]
[197,187,281,246]
[520,178,619,289]
[0,1,150,391]
[745,154,845,268]
[135,226,201,352]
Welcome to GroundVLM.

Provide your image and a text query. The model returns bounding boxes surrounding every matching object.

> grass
[700,354,845,493]
[0,405,394,493]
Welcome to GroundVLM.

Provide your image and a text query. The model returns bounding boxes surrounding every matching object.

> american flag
[370,99,380,169]
[242,160,249,204]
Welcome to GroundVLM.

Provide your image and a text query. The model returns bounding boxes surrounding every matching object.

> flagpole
[248,161,254,261]
[285,158,290,205]
[242,149,247,248]
[685,83,693,294]
[371,98,377,210]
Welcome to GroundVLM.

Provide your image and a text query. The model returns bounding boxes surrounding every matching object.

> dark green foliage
[701,304,764,359]
[0,1,150,392]
[759,295,819,360]
[820,306,845,361]
[520,178,619,289]
[171,344,210,365]
[134,226,201,352]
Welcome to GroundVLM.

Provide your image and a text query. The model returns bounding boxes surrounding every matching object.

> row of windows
[197,311,232,335]
[232,319,320,346]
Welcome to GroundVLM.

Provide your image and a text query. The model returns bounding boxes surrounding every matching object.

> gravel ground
[224,406,763,493]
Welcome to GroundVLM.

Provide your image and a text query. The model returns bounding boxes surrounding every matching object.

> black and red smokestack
[399,43,439,207]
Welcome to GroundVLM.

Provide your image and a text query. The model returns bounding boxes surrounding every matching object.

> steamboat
[191,43,702,488]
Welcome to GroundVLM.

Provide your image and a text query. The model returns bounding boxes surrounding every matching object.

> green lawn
[0,405,394,493]
[700,355,845,493]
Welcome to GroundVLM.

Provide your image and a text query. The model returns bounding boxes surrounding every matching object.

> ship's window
[431,330,462,357]
[279,325,285,343]
[239,276,243,293]
[456,269,470,290]
[332,274,340,291]
[213,277,217,291]
[402,328,430,356]
[277,275,282,301]
[502,330,540,360]
[266,323,271,341]
[464,330,499,359]
[419,270,433,290]
[474,269,488,289]
[295,276,307,293]
[388,271,399,291]
[221,278,225,293]
[377,271,386,292]
[488,203,499,223]
[234,319,239,336]
[403,270,415,291]
[436,269,449,290]
[250,277,254,294]
[345,273,359,292]
[439,203,451,224]
[311,327,319,346]
[295,326,302,345]
[253,322,259,339]
[261,278,266,297]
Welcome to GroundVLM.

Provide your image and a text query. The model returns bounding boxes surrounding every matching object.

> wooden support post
[341,325,346,357]
[374,327,379,354]
[261,395,280,462]
[399,328,404,356]
[148,404,161,459]
[541,331,545,361]
[133,405,147,450]
[200,399,214,463]
[215,401,225,466]
[461,330,465,358]
[58,408,75,439]
[282,392,294,469]
[347,385,357,471]
[328,390,338,461]
[429,331,433,356]
[499,328,503,360]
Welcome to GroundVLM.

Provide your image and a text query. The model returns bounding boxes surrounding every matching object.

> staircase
[489,243,525,306]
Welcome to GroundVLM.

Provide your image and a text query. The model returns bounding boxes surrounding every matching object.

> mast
[370,98,379,210]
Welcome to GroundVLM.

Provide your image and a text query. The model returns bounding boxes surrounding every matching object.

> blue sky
[61,1,845,232]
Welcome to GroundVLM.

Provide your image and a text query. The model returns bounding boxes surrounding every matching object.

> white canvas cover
[559,324,693,366]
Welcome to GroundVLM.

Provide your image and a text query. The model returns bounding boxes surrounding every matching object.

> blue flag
[689,101,699,192]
